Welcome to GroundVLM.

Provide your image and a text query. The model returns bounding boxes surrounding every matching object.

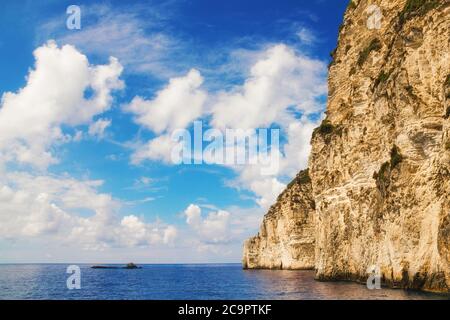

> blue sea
[0,264,447,300]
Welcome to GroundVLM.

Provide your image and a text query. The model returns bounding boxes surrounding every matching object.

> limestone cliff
[243,170,316,270]
[243,0,450,294]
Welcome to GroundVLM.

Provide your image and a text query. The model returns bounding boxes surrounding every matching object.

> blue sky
[0,0,347,263]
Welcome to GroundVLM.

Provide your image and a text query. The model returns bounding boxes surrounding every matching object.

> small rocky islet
[91,263,142,269]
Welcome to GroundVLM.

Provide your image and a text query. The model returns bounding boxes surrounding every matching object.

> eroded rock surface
[243,170,316,270]
[244,0,450,294]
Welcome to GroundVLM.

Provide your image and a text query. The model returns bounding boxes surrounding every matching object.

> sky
[0,0,348,263]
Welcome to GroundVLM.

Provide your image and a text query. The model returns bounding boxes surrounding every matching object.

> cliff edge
[243,170,316,270]
[243,0,450,294]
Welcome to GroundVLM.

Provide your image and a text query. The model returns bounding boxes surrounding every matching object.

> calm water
[0,264,447,300]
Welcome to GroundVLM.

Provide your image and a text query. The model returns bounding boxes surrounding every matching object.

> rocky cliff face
[243,0,450,294]
[243,170,316,270]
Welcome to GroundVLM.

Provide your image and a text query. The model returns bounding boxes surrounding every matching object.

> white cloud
[131,134,177,164]
[124,197,156,206]
[206,45,326,207]
[73,130,84,142]
[120,215,149,246]
[41,3,181,77]
[112,42,327,257]
[0,171,177,249]
[0,40,178,251]
[125,69,206,134]
[237,169,286,209]
[126,44,326,213]
[180,203,267,256]
[280,115,322,177]
[119,215,174,247]
[0,41,123,168]
[184,204,231,244]
[296,27,316,45]
[88,118,111,139]
[163,225,178,245]
[0,17,331,262]
[216,141,287,209]
[126,69,207,164]
[211,44,327,129]
[185,204,202,226]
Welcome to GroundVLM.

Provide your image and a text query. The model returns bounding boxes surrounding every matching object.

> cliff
[243,0,450,294]
[243,170,316,269]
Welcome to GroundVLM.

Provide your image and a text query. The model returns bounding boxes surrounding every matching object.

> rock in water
[91,263,141,269]
[124,263,141,269]
[243,0,449,294]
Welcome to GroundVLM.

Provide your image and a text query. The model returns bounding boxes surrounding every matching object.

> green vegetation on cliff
[399,0,440,25]
[358,38,382,66]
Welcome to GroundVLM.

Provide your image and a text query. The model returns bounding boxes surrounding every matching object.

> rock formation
[243,170,316,269]
[243,0,450,294]
[91,263,142,269]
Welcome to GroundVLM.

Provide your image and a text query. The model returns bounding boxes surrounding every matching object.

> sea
[0,264,447,300]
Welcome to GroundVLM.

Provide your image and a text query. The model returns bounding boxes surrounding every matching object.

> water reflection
[0,264,447,300]
[243,269,446,300]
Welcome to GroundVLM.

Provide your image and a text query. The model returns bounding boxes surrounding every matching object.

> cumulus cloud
[206,45,326,207]
[211,44,327,129]
[120,215,175,247]
[163,225,178,245]
[280,115,322,177]
[0,171,177,249]
[115,43,327,257]
[234,167,286,209]
[131,134,177,164]
[180,203,267,255]
[125,69,206,134]
[184,204,231,244]
[125,69,207,164]
[0,41,124,168]
[0,41,179,252]
[126,44,327,212]
[0,11,331,261]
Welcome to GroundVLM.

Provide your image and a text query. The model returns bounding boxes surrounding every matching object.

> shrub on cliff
[444,107,450,119]
[390,145,403,168]
[297,169,311,185]
[373,145,403,196]
[313,120,344,145]
[287,169,311,189]
[399,0,440,25]
[358,38,382,66]
[445,74,450,99]
[315,120,334,135]
[375,70,391,88]
[348,1,357,11]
